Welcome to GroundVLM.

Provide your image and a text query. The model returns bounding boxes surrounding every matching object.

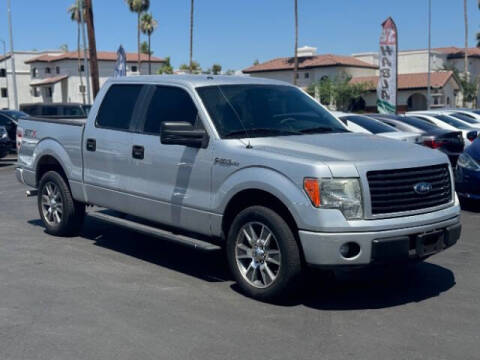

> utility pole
[427,0,431,110]
[189,0,194,73]
[84,0,100,98]
[293,0,299,86]
[0,39,10,109]
[7,0,18,110]
[78,0,91,104]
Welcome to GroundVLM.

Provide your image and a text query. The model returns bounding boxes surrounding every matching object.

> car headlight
[457,152,480,171]
[0,126,7,139]
[304,178,363,220]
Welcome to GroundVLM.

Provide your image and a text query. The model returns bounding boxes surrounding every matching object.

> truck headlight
[304,178,363,220]
[457,152,480,171]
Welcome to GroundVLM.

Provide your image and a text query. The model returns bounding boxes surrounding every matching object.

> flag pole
[7,0,18,110]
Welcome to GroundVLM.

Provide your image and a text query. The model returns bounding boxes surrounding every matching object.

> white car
[407,111,478,145]
[332,112,420,143]
[442,109,480,122]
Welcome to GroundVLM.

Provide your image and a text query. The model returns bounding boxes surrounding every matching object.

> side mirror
[160,121,209,148]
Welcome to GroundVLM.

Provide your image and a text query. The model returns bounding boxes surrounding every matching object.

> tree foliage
[308,73,371,111]
[180,61,201,74]
[443,64,478,105]
[211,64,222,75]
[157,56,174,74]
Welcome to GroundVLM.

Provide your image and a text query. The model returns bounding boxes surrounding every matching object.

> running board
[88,211,222,251]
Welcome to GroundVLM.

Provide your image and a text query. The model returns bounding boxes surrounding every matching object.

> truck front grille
[367,164,452,215]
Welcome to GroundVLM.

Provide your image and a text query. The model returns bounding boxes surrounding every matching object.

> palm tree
[189,0,194,73]
[67,0,86,104]
[125,0,150,73]
[140,12,157,75]
[293,0,299,85]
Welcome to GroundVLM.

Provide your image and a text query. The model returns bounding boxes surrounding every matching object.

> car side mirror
[160,121,209,148]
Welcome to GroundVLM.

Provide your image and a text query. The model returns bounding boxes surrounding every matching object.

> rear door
[82,83,145,210]
[128,84,214,235]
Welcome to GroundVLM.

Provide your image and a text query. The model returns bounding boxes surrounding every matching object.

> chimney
[297,46,317,57]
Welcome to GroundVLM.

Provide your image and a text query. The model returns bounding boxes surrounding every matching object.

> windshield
[342,115,397,134]
[450,112,479,124]
[432,114,472,129]
[405,116,440,131]
[3,110,27,120]
[196,85,347,138]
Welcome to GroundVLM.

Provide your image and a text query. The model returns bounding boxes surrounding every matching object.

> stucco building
[0,50,165,109]
[243,46,471,112]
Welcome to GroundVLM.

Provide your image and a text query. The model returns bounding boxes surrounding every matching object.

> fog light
[339,242,361,259]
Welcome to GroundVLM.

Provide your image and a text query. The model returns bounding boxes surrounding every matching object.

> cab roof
[106,74,291,89]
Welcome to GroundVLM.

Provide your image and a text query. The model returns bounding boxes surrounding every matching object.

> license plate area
[414,230,445,258]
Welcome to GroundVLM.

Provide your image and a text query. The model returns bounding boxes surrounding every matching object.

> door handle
[86,138,96,152]
[132,145,144,160]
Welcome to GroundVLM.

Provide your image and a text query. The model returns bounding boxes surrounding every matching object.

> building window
[32,87,40,97]
[79,65,85,72]
[1,88,7,98]
[446,97,450,105]
[32,67,38,78]
[131,65,138,72]
[295,73,299,79]
[56,66,60,74]
[304,72,309,79]
[46,87,53,98]
[79,84,86,94]
[0,69,6,77]
[45,67,51,74]
[320,75,329,81]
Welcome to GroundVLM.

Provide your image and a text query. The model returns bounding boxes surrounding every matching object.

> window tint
[342,115,397,134]
[96,84,142,130]
[402,116,438,131]
[62,106,83,116]
[0,114,11,126]
[432,114,471,129]
[43,106,59,116]
[450,112,478,124]
[142,86,198,135]
[197,85,346,138]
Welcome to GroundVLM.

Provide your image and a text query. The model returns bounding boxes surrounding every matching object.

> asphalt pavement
[0,157,479,360]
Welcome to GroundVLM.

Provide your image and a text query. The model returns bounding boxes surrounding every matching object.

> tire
[226,206,303,301]
[37,171,85,236]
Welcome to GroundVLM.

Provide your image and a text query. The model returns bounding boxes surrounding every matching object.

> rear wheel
[226,206,302,301]
[38,171,85,236]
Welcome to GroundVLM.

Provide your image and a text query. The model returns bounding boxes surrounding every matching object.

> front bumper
[299,216,460,266]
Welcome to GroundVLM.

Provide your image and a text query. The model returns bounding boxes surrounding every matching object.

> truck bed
[18,116,85,184]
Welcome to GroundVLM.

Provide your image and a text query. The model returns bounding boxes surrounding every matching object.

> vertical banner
[377,17,398,114]
[114,45,127,78]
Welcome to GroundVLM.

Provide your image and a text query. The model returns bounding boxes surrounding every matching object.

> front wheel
[38,171,85,236]
[226,206,303,301]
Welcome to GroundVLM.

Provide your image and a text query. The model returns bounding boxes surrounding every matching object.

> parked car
[20,103,89,119]
[456,137,480,201]
[370,114,465,166]
[0,125,12,159]
[332,112,420,143]
[442,109,480,122]
[407,111,478,145]
[16,76,461,301]
[0,110,27,151]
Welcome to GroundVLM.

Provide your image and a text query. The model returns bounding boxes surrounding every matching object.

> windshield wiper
[299,126,348,134]
[223,128,302,138]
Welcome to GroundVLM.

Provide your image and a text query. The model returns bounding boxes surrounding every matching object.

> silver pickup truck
[16,75,461,300]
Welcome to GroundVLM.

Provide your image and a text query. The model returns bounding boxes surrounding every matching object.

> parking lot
[0,156,479,360]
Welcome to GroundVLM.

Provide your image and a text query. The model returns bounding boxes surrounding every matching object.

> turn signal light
[304,178,320,207]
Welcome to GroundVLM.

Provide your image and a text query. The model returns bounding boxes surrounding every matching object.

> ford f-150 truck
[16,75,461,301]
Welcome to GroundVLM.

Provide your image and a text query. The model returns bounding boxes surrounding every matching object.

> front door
[128,84,213,236]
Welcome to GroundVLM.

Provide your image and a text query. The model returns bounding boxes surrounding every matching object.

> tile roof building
[1,50,165,109]
[243,45,467,112]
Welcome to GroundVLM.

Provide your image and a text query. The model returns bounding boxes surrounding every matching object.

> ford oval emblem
[414,182,432,195]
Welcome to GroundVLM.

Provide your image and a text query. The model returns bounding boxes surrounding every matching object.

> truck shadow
[28,216,456,310]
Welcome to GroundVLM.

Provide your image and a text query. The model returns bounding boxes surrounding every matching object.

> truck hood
[248,133,448,176]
